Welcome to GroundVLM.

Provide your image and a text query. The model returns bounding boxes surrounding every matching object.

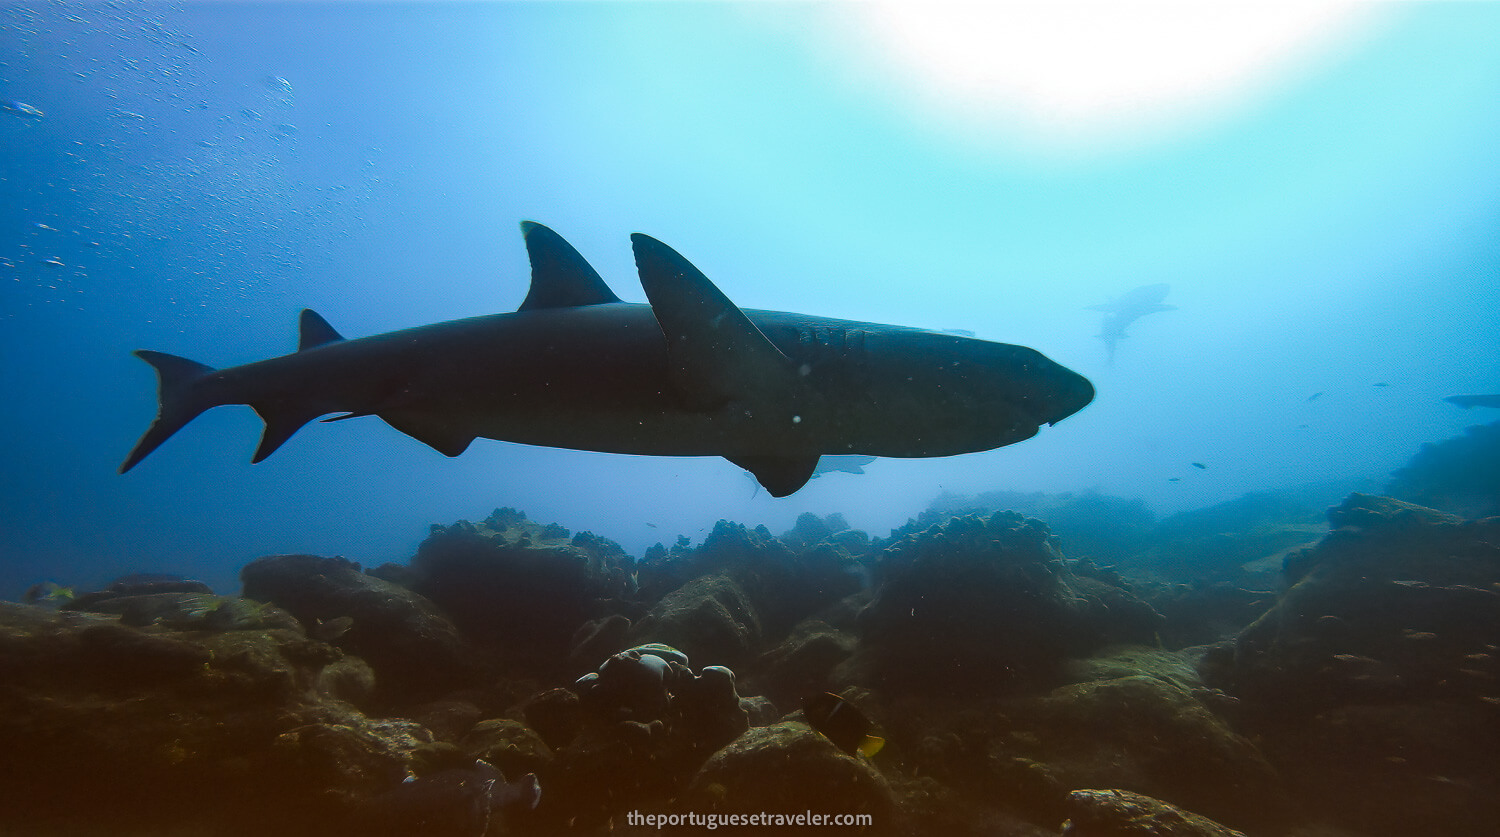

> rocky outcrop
[240,553,482,706]
[1202,494,1500,835]
[845,512,1163,694]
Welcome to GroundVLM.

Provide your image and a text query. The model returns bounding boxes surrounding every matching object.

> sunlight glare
[849,2,1389,156]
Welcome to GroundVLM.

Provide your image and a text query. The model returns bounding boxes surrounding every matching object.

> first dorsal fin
[518,222,622,311]
[298,309,344,351]
[630,232,795,410]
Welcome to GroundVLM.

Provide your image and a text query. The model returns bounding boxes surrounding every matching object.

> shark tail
[119,350,219,473]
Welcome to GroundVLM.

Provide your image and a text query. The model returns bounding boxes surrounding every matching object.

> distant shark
[745,453,877,497]
[121,223,1094,497]
[1087,283,1176,362]
[1443,394,1500,409]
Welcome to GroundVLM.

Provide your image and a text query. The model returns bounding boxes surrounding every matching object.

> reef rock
[403,508,634,672]
[680,720,894,829]
[1201,493,1500,835]
[628,573,761,669]
[240,553,482,706]
[1386,419,1500,518]
[1208,494,1500,710]
[637,516,866,644]
[1063,789,1247,837]
[848,512,1163,694]
[0,602,429,836]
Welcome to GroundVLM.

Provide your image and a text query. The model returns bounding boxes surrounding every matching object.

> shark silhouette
[121,223,1094,496]
[1087,283,1176,363]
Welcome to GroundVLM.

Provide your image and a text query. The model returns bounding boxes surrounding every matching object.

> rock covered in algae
[680,720,894,830]
[0,601,432,836]
[848,511,1162,693]
[402,508,634,671]
[240,553,483,706]
[1062,789,1247,837]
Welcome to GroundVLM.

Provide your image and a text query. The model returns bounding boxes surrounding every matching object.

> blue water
[3,2,1499,599]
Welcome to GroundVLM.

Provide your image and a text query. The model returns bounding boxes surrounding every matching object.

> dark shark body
[122,224,1094,496]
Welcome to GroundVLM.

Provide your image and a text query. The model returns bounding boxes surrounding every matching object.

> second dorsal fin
[298,309,344,351]
[518,221,622,311]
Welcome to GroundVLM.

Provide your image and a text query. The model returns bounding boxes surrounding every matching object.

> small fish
[801,692,884,758]
[1306,392,1323,402]
[310,615,355,641]
[23,582,75,604]
[1167,477,1180,482]
[1191,462,1206,470]
[2,100,44,119]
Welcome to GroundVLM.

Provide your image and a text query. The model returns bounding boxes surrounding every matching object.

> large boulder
[402,509,635,673]
[240,554,482,706]
[628,573,761,670]
[679,721,894,830]
[847,512,1162,694]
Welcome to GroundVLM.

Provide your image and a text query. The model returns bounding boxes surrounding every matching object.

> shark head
[837,329,1094,458]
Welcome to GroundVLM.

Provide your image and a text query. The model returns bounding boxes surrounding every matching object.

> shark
[1443,394,1500,410]
[1087,282,1176,363]
[120,223,1094,497]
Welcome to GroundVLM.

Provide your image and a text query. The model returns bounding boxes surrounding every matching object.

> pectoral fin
[726,454,820,498]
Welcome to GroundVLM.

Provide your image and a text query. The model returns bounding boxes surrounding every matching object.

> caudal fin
[119,350,217,473]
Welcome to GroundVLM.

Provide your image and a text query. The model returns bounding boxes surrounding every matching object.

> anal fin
[380,413,475,457]
[726,454,820,498]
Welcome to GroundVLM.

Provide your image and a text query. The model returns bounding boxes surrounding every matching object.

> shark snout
[1041,368,1095,425]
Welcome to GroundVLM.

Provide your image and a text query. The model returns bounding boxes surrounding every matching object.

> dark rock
[924,489,1157,565]
[636,518,865,645]
[745,618,856,706]
[1063,789,1247,837]
[848,512,1162,694]
[409,698,482,743]
[405,509,633,672]
[1386,419,1500,518]
[629,573,761,669]
[522,687,582,752]
[240,554,482,706]
[567,613,632,674]
[0,602,426,836]
[1207,494,1500,710]
[665,664,750,764]
[1201,494,1500,835]
[739,694,779,726]
[1011,671,1290,832]
[1140,582,1277,649]
[458,718,553,782]
[680,720,894,829]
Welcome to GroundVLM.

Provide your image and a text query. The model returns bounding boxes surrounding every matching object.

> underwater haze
[3,2,1499,598]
